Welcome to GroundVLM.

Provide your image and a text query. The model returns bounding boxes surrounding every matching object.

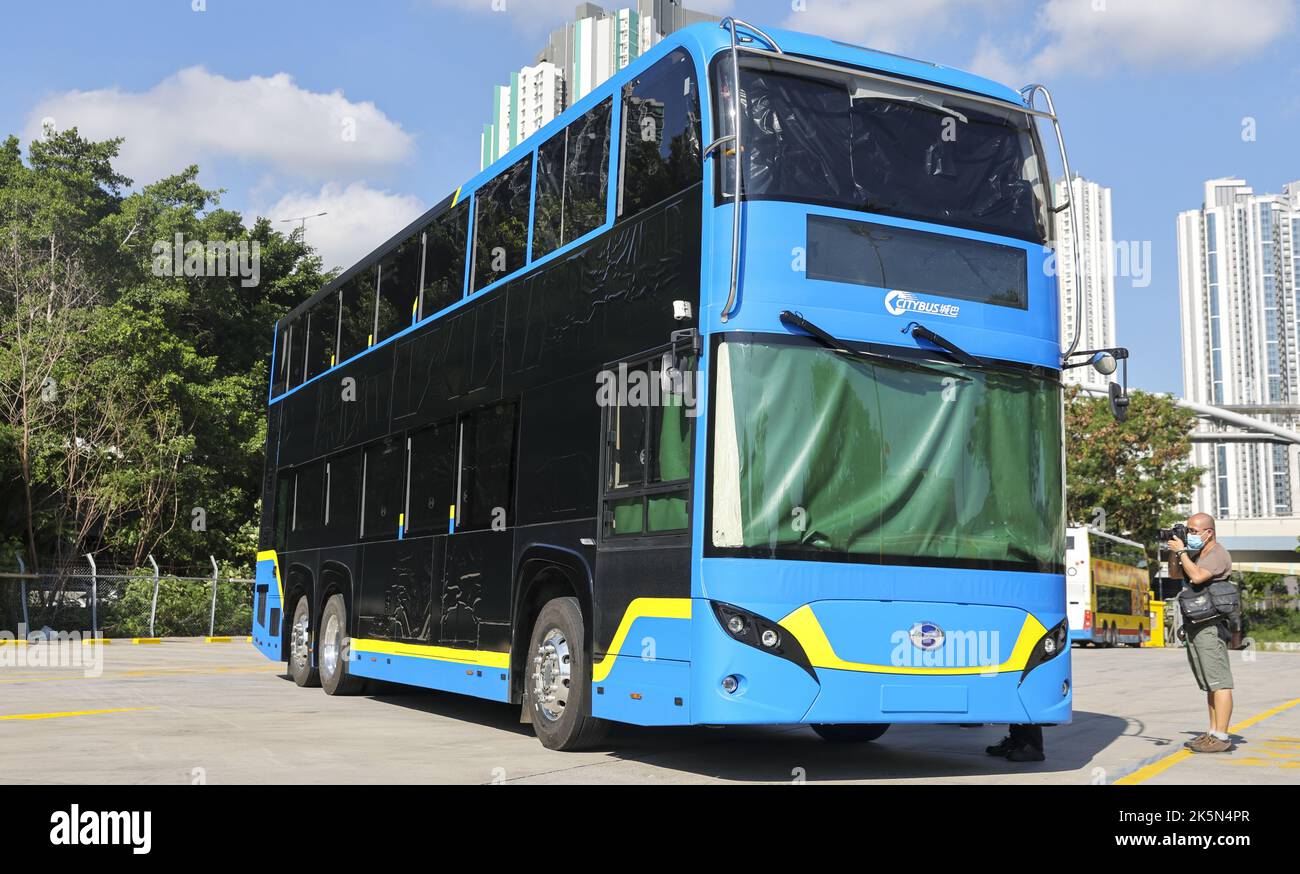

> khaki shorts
[1186,621,1234,692]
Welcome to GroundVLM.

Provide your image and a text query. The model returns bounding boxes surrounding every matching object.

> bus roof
[278,20,1031,328]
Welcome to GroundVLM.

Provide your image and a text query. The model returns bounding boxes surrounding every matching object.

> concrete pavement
[0,639,1296,785]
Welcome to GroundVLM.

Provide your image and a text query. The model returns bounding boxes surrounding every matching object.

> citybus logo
[884,289,959,318]
[908,622,945,651]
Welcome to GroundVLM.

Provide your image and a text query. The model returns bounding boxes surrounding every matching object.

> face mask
[1186,534,1204,550]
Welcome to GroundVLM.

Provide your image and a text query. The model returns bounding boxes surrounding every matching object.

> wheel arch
[510,545,593,707]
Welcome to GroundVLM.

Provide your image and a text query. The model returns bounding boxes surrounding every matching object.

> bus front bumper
[689,598,1072,726]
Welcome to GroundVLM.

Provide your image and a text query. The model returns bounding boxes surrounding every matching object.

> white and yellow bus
[1065,527,1150,646]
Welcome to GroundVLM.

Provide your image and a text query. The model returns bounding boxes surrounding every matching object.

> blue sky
[3,0,1298,394]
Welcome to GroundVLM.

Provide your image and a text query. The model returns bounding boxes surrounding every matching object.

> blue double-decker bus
[252,18,1081,749]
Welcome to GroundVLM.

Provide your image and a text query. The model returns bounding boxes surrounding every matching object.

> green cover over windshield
[710,338,1064,572]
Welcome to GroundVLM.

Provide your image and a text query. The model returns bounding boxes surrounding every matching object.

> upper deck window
[339,268,378,359]
[712,54,1050,244]
[534,98,612,258]
[618,48,702,221]
[422,200,468,317]
[376,234,423,342]
[472,154,533,292]
[305,292,339,379]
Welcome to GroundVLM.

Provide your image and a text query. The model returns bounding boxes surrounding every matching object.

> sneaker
[1183,732,1209,750]
[1188,734,1234,754]
[1006,742,1046,762]
[985,735,1017,756]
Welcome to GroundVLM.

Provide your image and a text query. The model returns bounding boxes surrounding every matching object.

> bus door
[591,344,696,718]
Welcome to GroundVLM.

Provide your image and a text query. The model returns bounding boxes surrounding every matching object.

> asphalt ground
[1,639,1296,785]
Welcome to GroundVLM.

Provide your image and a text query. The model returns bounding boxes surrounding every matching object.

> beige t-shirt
[1193,544,1233,584]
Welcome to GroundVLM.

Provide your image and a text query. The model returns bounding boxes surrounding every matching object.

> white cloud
[1028,0,1297,76]
[260,183,426,271]
[25,67,415,184]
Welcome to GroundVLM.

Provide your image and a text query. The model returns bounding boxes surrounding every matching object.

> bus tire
[526,596,608,751]
[289,595,320,688]
[319,594,366,696]
[811,723,891,743]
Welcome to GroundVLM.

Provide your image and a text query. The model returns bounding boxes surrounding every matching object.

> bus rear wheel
[811,723,891,743]
[319,594,366,696]
[289,595,319,688]
[526,597,607,751]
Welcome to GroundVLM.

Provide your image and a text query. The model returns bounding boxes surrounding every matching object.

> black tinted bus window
[287,316,306,388]
[565,98,611,242]
[294,461,325,533]
[406,419,456,535]
[324,450,361,538]
[534,99,612,260]
[274,471,293,551]
[422,200,468,317]
[272,323,290,396]
[376,234,422,342]
[457,402,516,530]
[619,49,701,220]
[361,437,404,540]
[306,293,339,379]
[533,128,566,258]
[339,269,377,361]
[472,155,532,292]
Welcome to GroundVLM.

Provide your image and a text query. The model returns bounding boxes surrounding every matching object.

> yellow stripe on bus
[778,605,1046,675]
[256,549,285,604]
[591,598,692,683]
[350,638,510,669]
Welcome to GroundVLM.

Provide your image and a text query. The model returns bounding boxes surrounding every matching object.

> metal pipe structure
[716,18,783,323]
[1077,387,1300,445]
[16,554,28,636]
[148,553,160,638]
[1020,83,1082,365]
[209,555,220,638]
[85,552,97,638]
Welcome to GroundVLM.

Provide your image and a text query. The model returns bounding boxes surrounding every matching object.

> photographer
[1166,513,1235,754]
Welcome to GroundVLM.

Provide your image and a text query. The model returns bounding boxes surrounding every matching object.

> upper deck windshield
[712,53,1051,243]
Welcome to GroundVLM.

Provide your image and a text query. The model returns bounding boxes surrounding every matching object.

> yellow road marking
[0,707,154,721]
[1115,697,1300,785]
[0,665,280,684]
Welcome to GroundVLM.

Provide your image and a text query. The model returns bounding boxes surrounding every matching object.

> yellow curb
[205,636,232,643]
[132,638,163,644]
[81,638,111,645]
[0,640,29,646]
[1115,697,1300,785]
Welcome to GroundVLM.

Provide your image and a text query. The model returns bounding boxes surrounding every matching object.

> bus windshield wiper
[780,311,967,380]
[902,321,982,368]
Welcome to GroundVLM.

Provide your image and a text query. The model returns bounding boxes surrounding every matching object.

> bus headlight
[1019,618,1069,685]
[710,601,817,681]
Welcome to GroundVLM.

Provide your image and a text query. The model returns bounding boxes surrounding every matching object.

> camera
[1158,523,1188,545]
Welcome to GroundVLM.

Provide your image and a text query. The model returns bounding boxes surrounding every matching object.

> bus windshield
[709,336,1064,572]
[713,54,1051,243]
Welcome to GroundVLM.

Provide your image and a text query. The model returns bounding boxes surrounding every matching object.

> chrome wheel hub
[292,612,310,671]
[531,628,571,722]
[321,613,340,678]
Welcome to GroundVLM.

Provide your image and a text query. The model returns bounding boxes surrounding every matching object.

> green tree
[0,128,325,577]
[1064,386,1205,547]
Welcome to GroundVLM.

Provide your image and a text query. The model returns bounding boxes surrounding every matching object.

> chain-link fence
[0,556,253,639]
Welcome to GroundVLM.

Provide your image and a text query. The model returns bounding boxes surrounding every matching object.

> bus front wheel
[526,597,608,751]
[289,595,320,688]
[811,723,891,743]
